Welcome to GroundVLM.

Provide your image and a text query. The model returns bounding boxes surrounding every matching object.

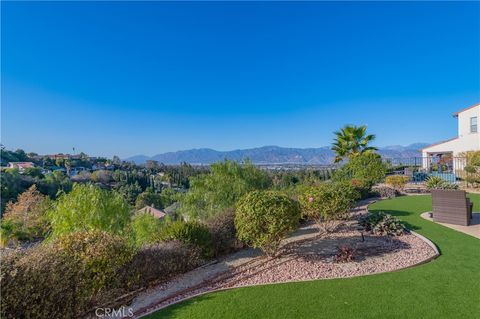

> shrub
[359,212,405,236]
[118,241,204,289]
[205,209,244,257]
[179,159,272,220]
[385,175,409,190]
[54,231,134,291]
[135,190,164,209]
[1,185,52,246]
[157,221,214,258]
[334,246,356,263]
[235,190,300,256]
[371,186,400,199]
[425,176,458,190]
[130,212,164,247]
[350,178,373,199]
[0,231,133,319]
[333,153,387,190]
[299,182,359,232]
[48,184,131,238]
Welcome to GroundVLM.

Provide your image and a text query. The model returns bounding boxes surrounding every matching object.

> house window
[471,117,478,133]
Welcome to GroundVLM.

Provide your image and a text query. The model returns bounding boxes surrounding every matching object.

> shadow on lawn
[368,208,422,231]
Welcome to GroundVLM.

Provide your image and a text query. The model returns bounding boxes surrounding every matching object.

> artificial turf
[146,195,480,319]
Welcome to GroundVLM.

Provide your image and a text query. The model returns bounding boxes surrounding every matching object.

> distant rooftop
[136,205,167,219]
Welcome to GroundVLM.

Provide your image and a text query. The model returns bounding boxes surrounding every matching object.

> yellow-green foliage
[130,212,164,247]
[179,159,272,220]
[385,175,409,189]
[48,184,131,238]
[462,151,480,187]
[235,190,300,256]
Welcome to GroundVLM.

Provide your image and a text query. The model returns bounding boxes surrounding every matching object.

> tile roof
[136,205,167,219]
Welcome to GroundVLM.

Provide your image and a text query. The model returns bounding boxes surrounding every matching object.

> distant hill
[124,143,429,165]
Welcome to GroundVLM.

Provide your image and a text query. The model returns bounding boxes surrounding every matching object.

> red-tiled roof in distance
[136,205,167,219]
[453,103,480,117]
[9,162,35,169]
[421,137,459,150]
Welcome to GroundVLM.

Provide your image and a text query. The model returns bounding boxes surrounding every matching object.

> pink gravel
[136,221,437,317]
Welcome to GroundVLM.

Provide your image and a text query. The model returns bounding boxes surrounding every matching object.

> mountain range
[125,143,429,165]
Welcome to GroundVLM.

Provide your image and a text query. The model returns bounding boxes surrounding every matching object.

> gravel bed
[136,220,437,317]
[127,199,437,318]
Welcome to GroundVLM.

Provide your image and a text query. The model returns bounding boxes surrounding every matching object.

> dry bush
[117,241,204,289]
[1,231,133,319]
[385,175,409,190]
[205,209,244,257]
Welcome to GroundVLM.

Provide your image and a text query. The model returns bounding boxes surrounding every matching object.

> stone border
[407,230,440,265]
[137,219,440,319]
[365,202,440,268]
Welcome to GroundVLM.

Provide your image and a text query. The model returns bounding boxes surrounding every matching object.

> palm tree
[332,125,377,163]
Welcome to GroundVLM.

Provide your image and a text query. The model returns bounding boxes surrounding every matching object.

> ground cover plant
[146,195,480,319]
[425,176,458,190]
[359,212,405,236]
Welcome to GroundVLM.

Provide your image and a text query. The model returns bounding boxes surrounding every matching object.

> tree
[332,125,377,163]
[48,184,131,238]
[145,160,160,170]
[235,190,300,256]
[1,185,52,244]
[117,181,143,204]
[39,170,72,198]
[135,189,164,209]
[112,155,121,165]
[333,153,386,187]
[0,169,25,213]
[22,167,44,179]
[179,159,272,220]
[91,170,113,184]
[0,146,29,165]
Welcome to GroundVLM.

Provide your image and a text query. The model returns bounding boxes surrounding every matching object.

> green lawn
[146,195,480,319]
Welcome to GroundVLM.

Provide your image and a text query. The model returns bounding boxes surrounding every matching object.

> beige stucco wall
[422,105,480,158]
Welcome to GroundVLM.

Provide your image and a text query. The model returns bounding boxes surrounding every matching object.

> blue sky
[2,2,479,158]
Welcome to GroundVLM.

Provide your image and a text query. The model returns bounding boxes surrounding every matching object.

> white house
[421,103,479,171]
[8,162,35,171]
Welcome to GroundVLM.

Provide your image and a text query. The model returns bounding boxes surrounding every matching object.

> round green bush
[157,221,214,258]
[235,190,301,256]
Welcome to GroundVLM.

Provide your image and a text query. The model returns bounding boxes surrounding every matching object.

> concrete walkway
[420,212,480,239]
